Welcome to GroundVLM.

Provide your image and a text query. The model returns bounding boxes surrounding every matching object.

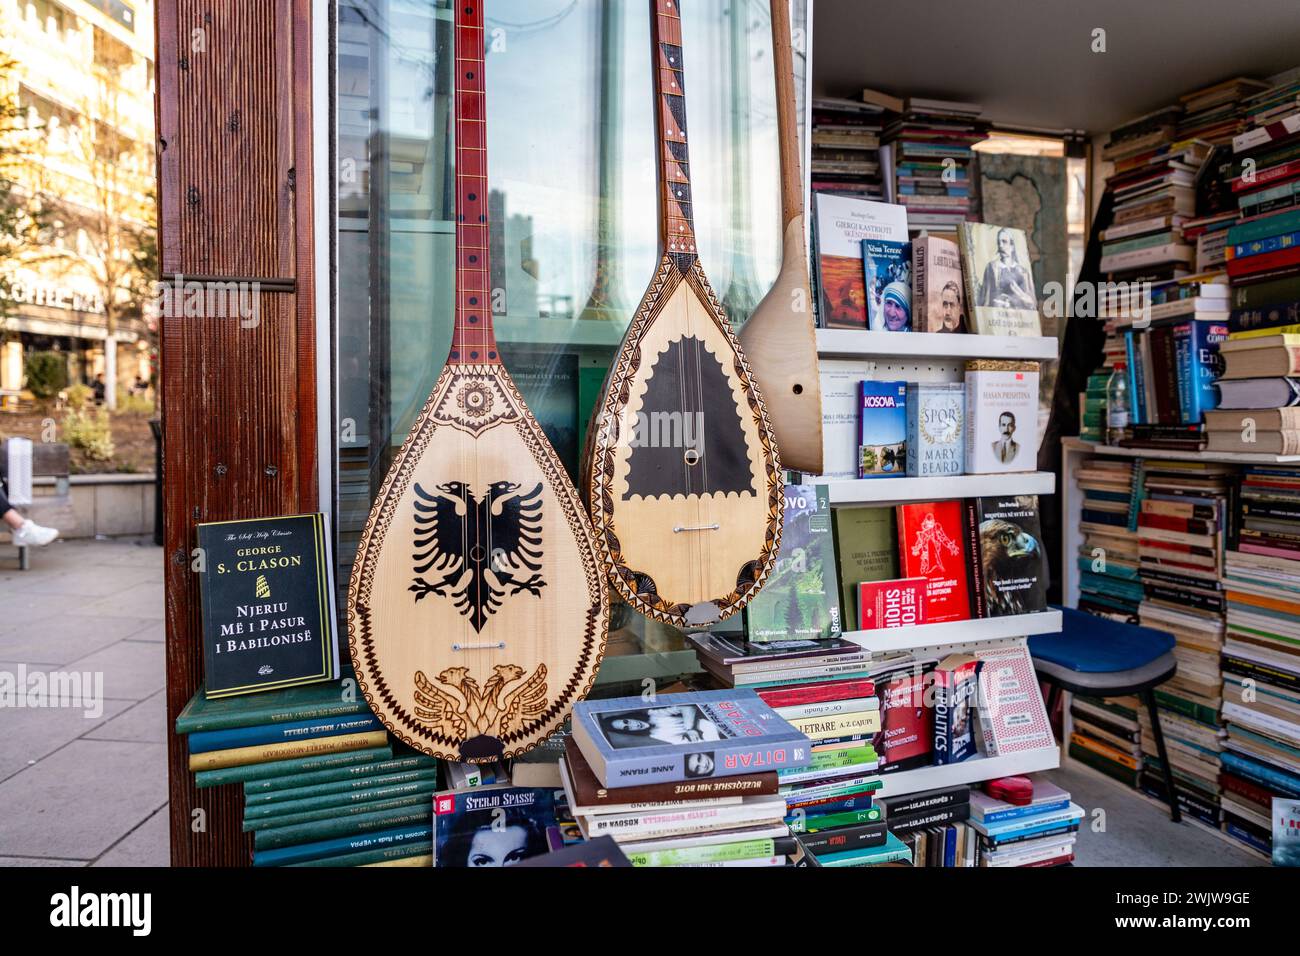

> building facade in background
[0,0,155,403]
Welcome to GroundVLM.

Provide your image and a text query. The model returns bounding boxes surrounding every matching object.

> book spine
[243,793,436,833]
[798,821,888,854]
[244,777,440,823]
[1230,273,1300,311]
[245,768,441,810]
[194,746,392,789]
[883,803,970,835]
[597,737,811,788]
[785,711,881,740]
[287,843,433,868]
[242,754,438,795]
[913,239,928,327]
[976,798,1071,825]
[773,697,879,720]
[963,499,986,619]
[253,804,433,851]
[187,730,389,772]
[626,837,789,868]
[1227,207,1300,247]
[176,699,371,735]
[254,823,432,867]
[1231,230,1300,260]
[756,679,877,708]
[188,714,383,754]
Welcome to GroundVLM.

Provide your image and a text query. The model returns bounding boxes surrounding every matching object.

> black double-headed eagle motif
[409,481,546,632]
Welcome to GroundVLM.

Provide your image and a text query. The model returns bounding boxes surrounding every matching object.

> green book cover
[244,770,440,816]
[788,806,882,832]
[175,677,368,735]
[287,843,431,868]
[194,746,393,789]
[832,506,898,630]
[243,753,437,795]
[815,829,911,866]
[744,485,841,641]
[243,792,437,833]
[626,837,779,867]
[253,804,434,851]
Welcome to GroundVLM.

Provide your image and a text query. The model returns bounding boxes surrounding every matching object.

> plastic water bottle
[1106,362,1129,446]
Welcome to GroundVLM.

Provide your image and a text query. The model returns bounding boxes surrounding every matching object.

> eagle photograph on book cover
[974,495,1049,617]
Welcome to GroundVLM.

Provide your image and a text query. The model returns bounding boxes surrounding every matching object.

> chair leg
[1143,688,1181,824]
[18,545,29,572]
[1046,683,1062,718]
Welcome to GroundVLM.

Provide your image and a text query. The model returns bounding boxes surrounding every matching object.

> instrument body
[735,0,823,474]
[584,0,783,629]
[348,1,608,762]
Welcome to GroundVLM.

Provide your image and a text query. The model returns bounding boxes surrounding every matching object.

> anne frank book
[859,381,908,477]
[744,484,841,641]
[814,194,909,329]
[912,235,967,332]
[570,690,812,787]
[196,513,341,698]
[896,501,971,623]
[969,495,1049,617]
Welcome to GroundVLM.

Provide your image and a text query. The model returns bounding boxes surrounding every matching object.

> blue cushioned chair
[1028,606,1181,822]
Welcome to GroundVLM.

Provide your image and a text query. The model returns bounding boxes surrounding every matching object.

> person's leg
[0,484,59,547]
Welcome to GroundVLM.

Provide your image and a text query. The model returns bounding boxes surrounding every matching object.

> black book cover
[197,513,340,698]
[883,802,971,836]
[877,783,971,818]
[973,495,1048,616]
[800,821,888,854]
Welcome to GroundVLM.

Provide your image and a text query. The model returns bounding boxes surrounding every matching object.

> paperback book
[964,360,1041,474]
[897,500,972,623]
[958,222,1043,336]
[862,237,913,331]
[814,195,909,329]
[906,382,965,477]
[859,380,908,478]
[745,485,842,641]
[912,234,967,332]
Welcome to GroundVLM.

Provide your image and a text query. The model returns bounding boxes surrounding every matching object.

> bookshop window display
[334,0,809,687]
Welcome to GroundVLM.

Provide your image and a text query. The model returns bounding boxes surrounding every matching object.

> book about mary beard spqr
[964,360,1040,475]
[196,513,341,698]
[570,690,811,788]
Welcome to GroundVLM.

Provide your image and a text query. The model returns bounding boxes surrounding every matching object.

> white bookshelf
[875,746,1062,800]
[1063,436,1300,466]
[843,609,1062,654]
[817,329,1059,361]
[826,471,1055,507]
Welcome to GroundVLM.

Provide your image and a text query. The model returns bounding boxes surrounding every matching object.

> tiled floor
[0,538,169,867]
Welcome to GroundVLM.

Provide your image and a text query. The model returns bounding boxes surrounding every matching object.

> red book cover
[755,678,877,709]
[872,667,933,772]
[857,577,927,630]
[1227,245,1300,278]
[896,501,972,623]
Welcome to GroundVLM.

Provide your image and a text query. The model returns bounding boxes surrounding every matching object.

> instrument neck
[651,0,697,273]
[450,1,500,366]
[770,0,803,230]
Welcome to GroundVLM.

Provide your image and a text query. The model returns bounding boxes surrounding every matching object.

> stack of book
[877,785,973,867]
[1183,213,1239,272]
[1220,492,1300,856]
[1210,335,1300,453]
[811,96,885,201]
[878,96,986,233]
[966,777,1082,867]
[558,689,814,868]
[1177,77,1271,147]
[1110,274,1229,449]
[1231,87,1300,233]
[1078,370,1110,443]
[1101,106,1212,282]
[1134,461,1233,823]
[1076,456,1141,621]
[176,682,443,867]
[1069,695,1144,787]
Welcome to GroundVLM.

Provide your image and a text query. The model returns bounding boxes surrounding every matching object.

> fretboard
[450,1,499,365]
[651,0,697,273]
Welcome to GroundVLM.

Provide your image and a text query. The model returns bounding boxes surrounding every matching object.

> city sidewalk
[0,538,168,866]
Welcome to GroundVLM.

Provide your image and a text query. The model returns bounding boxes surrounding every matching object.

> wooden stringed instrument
[347,0,609,763]
[735,0,823,474]
[583,0,783,630]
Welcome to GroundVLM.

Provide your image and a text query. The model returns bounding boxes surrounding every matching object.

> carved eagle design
[413,664,549,739]
[409,481,546,632]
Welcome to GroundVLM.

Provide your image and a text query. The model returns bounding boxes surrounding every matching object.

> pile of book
[554,689,814,868]
[1231,73,1300,233]
[811,96,885,201]
[1078,369,1110,443]
[1107,273,1229,449]
[878,785,973,867]
[1221,483,1300,857]
[1134,461,1233,823]
[1177,77,1272,148]
[1075,456,1141,621]
[1101,106,1204,282]
[1068,694,1144,787]
[965,777,1082,867]
[1209,334,1300,454]
[877,95,986,233]
[176,681,442,867]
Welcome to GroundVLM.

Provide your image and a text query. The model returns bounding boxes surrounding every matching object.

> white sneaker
[11,520,59,547]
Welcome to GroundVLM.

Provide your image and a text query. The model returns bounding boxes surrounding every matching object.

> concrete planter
[33,473,157,539]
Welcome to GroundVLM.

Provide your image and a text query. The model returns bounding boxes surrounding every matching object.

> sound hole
[792,383,804,395]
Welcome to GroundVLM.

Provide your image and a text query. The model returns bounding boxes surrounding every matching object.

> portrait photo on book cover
[596,704,725,751]
[970,226,1037,312]
[436,804,554,867]
[992,410,1021,464]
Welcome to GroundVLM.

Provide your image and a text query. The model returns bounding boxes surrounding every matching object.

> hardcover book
[833,507,899,631]
[856,577,927,631]
[814,194,909,329]
[858,380,908,478]
[932,654,981,764]
[912,235,967,332]
[196,513,341,698]
[971,643,1055,756]
[744,485,842,641]
[906,382,965,477]
[570,690,812,788]
[971,495,1049,616]
[958,223,1042,336]
[862,238,913,331]
[964,360,1040,474]
[432,786,562,867]
[896,501,971,623]
[871,662,934,773]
